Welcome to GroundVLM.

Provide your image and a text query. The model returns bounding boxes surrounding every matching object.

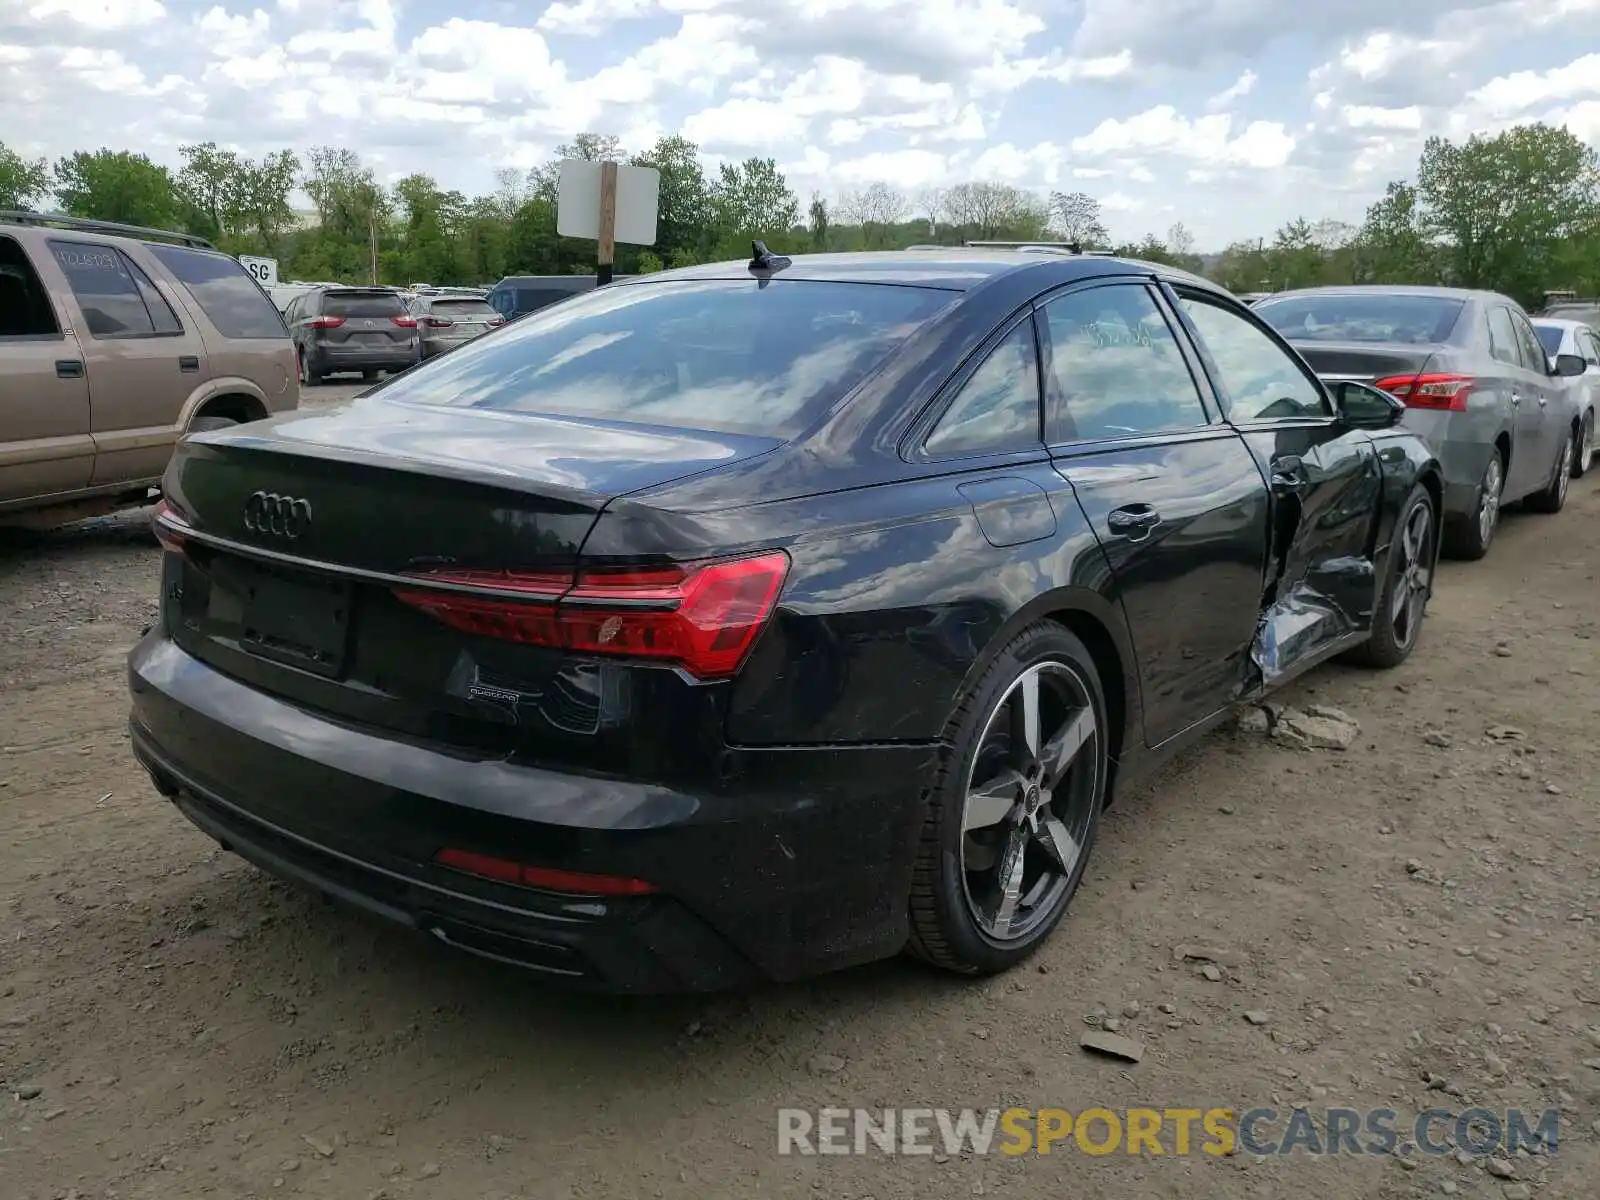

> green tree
[1049,190,1110,247]
[808,192,829,250]
[630,134,709,263]
[1417,123,1600,305]
[0,141,50,211]
[711,158,800,240]
[53,149,179,228]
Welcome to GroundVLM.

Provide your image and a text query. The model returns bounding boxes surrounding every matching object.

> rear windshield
[325,291,405,317]
[1541,304,1600,329]
[372,278,956,436]
[1534,324,1565,357]
[147,244,288,339]
[1256,294,1465,344]
[432,299,497,317]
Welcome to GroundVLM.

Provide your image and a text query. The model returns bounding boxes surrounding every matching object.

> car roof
[1259,285,1495,303]
[618,249,1220,294]
[1532,316,1589,330]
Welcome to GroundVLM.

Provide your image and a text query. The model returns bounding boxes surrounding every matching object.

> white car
[1532,317,1598,477]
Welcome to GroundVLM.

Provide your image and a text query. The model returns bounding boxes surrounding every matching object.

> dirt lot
[2,416,1597,1199]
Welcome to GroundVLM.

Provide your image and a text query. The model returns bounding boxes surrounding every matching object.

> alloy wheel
[1391,500,1433,651]
[959,661,1100,943]
[1478,454,1503,545]
[1555,434,1572,505]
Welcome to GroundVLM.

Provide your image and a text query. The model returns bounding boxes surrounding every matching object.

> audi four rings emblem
[243,491,312,539]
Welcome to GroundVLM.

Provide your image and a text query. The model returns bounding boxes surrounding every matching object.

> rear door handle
[178,355,200,373]
[1511,392,1522,406]
[55,359,83,378]
[1107,505,1161,540]
[1536,395,1547,407]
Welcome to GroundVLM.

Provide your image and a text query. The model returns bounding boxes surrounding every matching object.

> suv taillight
[306,316,345,329]
[392,314,418,328]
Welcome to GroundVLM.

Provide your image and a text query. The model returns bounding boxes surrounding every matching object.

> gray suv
[284,287,419,384]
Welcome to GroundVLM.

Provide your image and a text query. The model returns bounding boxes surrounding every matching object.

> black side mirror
[1553,353,1587,378]
[1333,380,1406,429]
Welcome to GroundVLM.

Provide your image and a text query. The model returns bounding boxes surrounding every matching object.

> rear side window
[50,239,180,338]
[324,291,405,318]
[147,245,287,338]
[1255,294,1465,344]
[1510,311,1548,372]
[925,322,1041,457]
[0,235,61,337]
[1581,330,1600,366]
[374,278,955,437]
[1041,284,1210,438]
[432,299,497,318]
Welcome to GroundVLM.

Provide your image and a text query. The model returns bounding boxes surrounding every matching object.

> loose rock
[1485,1157,1515,1179]
[1079,1029,1144,1063]
[808,1053,846,1076]
[1423,730,1453,748]
[1243,1011,1271,1026]
[417,1162,441,1179]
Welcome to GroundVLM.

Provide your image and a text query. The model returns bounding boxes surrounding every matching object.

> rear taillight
[420,316,453,328]
[1375,372,1475,412]
[433,848,656,896]
[392,314,418,328]
[152,499,190,555]
[307,316,345,329]
[487,316,506,327]
[391,550,790,680]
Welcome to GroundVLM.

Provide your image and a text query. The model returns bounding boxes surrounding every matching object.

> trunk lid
[160,399,781,750]
[1288,340,1441,385]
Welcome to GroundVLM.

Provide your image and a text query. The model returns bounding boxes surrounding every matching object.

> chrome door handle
[1511,393,1522,406]
[1537,396,1547,407]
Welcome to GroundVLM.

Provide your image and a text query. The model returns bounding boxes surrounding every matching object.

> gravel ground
[2,415,1597,1200]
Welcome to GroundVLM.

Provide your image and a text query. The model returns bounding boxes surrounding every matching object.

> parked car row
[1254,286,1592,560]
[131,243,1514,993]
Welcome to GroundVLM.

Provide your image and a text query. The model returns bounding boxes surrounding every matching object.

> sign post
[556,160,659,285]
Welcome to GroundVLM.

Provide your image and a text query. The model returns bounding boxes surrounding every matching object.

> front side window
[147,245,288,339]
[1040,284,1209,439]
[1486,307,1519,366]
[374,278,956,437]
[1510,311,1549,373]
[924,321,1041,456]
[1178,294,1332,421]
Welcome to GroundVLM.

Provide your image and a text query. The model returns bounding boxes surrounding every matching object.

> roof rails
[962,240,1118,257]
[0,210,216,249]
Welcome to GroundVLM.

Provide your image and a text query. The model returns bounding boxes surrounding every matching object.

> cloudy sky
[2,0,1597,247]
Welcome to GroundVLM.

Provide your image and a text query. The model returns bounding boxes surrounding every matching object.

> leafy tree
[1417,123,1600,306]
[0,141,51,211]
[53,149,178,228]
[1048,190,1110,246]
[631,134,709,264]
[808,192,829,250]
[711,157,800,239]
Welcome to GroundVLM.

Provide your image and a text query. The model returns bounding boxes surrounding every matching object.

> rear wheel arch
[957,589,1136,799]
[190,392,268,430]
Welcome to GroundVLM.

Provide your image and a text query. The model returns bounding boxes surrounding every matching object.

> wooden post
[596,161,618,286]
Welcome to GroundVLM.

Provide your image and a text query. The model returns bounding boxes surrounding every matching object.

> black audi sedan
[130,247,1443,992]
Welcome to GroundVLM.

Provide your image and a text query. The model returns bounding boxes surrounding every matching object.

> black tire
[1342,484,1435,669]
[298,350,320,387]
[187,415,238,434]
[1574,410,1595,479]
[1441,447,1504,561]
[1525,428,1572,514]
[907,621,1109,975]
[361,369,379,382]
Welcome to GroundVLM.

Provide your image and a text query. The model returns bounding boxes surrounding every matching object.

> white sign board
[556,160,660,246]
[239,255,279,287]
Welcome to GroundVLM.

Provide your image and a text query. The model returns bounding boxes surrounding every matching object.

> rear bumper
[1401,412,1493,521]
[309,343,418,372]
[420,334,479,357]
[127,633,937,991]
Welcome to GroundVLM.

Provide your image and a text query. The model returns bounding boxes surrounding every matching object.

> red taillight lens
[152,499,190,555]
[307,316,345,329]
[391,551,790,680]
[392,314,418,328]
[433,848,656,896]
[487,316,506,327]
[1375,372,1475,412]
[421,316,453,328]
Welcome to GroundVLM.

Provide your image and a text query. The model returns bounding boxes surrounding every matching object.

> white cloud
[0,0,1596,249]
[1207,69,1258,111]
